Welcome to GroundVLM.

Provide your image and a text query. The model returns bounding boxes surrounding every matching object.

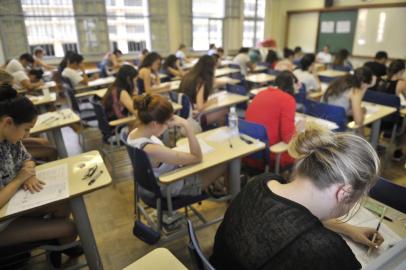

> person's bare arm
[21,79,44,91]
[120,90,137,115]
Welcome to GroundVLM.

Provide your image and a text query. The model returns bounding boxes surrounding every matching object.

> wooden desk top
[182,59,198,70]
[215,76,240,86]
[317,69,347,78]
[401,107,406,117]
[27,92,57,106]
[253,65,268,72]
[347,102,397,129]
[84,68,101,75]
[75,77,115,91]
[30,109,80,134]
[215,67,240,77]
[0,151,111,221]
[75,88,108,99]
[204,92,249,114]
[123,248,187,270]
[159,127,265,184]
[160,80,181,93]
[245,73,275,84]
[18,81,57,94]
[108,102,182,127]
[250,86,268,96]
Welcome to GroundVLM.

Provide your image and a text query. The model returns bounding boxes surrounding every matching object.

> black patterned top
[210,173,361,270]
[0,140,31,188]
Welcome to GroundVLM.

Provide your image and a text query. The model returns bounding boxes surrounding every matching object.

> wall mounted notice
[336,20,351,33]
[321,21,335,33]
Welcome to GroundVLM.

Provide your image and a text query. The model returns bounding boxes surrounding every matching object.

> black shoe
[392,149,405,162]
[49,251,62,268]
[62,245,84,258]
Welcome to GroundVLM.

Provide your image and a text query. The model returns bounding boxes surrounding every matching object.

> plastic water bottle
[228,106,239,136]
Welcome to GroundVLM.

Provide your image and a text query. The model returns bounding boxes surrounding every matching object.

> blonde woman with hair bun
[211,125,383,270]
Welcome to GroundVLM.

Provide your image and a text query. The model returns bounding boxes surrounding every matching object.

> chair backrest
[177,93,192,119]
[363,90,400,123]
[369,177,406,213]
[89,96,113,143]
[187,220,215,270]
[305,99,347,132]
[267,69,281,76]
[228,63,240,70]
[238,119,271,167]
[295,83,307,105]
[120,130,162,198]
[226,83,247,96]
[97,61,108,78]
[61,77,81,114]
[331,64,352,72]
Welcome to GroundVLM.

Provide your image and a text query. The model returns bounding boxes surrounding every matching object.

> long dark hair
[179,55,215,102]
[163,55,178,71]
[102,65,138,107]
[333,49,350,66]
[0,84,37,125]
[139,52,162,72]
[275,71,298,96]
[58,51,75,73]
[387,59,405,80]
[266,50,278,66]
[324,67,373,100]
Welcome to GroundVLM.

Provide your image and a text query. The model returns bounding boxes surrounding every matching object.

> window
[192,0,224,51]
[22,0,78,57]
[243,0,265,47]
[128,40,146,52]
[62,43,78,53]
[105,0,150,54]
[29,44,54,56]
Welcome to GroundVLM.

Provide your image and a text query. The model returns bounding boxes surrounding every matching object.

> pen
[88,170,103,186]
[367,206,386,255]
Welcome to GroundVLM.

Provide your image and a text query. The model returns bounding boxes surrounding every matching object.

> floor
[32,118,406,270]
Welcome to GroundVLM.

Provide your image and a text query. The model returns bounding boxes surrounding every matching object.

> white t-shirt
[6,59,24,74]
[62,67,83,87]
[233,53,251,76]
[175,50,186,60]
[12,71,29,90]
[293,69,320,91]
[208,49,217,56]
[316,51,332,64]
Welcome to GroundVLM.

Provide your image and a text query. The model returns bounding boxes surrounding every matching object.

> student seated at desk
[275,48,295,71]
[33,47,55,71]
[175,44,191,66]
[137,52,170,95]
[316,45,332,64]
[265,49,278,69]
[127,94,228,198]
[0,85,81,266]
[245,71,299,170]
[61,53,92,87]
[332,49,353,72]
[13,69,45,91]
[324,67,376,135]
[293,46,303,63]
[138,48,149,67]
[207,43,217,56]
[162,55,185,79]
[364,51,388,80]
[293,53,320,91]
[233,47,256,76]
[100,49,123,76]
[102,65,138,121]
[377,59,406,97]
[179,55,227,127]
[210,126,383,270]
[58,51,75,74]
[5,53,34,74]
[0,71,57,162]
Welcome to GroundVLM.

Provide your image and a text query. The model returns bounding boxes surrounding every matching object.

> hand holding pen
[367,207,387,255]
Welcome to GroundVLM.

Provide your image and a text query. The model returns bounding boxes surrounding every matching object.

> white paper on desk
[295,115,338,130]
[205,128,235,142]
[174,139,214,154]
[6,164,69,215]
[209,91,228,102]
[365,104,379,115]
[341,207,402,268]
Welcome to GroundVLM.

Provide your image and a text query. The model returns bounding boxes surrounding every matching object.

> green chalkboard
[317,10,358,54]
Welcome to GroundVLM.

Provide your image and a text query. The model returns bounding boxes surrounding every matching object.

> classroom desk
[75,88,108,99]
[347,102,397,149]
[160,127,265,198]
[30,109,80,158]
[252,65,268,72]
[160,80,181,93]
[317,69,347,78]
[108,102,182,127]
[84,68,101,75]
[245,73,275,85]
[123,248,187,270]
[75,77,115,92]
[17,81,57,94]
[27,92,57,113]
[0,151,111,270]
[204,92,249,114]
[215,76,240,86]
[215,67,240,77]
[182,58,199,70]
[249,86,268,96]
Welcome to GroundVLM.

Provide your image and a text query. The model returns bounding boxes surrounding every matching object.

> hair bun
[0,84,18,102]
[288,124,335,159]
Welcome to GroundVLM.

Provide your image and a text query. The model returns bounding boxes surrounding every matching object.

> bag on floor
[133,220,160,245]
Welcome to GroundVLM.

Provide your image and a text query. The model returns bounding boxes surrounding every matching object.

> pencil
[367,206,387,255]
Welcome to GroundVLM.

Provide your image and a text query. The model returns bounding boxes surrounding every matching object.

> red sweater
[245,87,296,169]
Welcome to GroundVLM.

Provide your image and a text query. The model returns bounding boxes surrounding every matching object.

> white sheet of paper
[209,91,228,102]
[365,104,379,115]
[6,164,69,215]
[174,139,214,154]
[342,207,402,268]
[336,20,351,33]
[205,128,235,142]
[321,21,335,33]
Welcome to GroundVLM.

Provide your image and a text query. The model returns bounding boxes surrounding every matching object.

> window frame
[242,0,265,48]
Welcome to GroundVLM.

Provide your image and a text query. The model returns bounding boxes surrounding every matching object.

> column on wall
[223,0,243,54]
[148,0,170,55]
[0,0,29,61]
[178,0,193,51]
[72,0,109,58]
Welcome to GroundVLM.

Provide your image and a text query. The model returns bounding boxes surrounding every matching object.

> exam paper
[342,207,402,268]
[205,128,235,142]
[174,139,214,154]
[6,164,69,215]
[209,91,228,102]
